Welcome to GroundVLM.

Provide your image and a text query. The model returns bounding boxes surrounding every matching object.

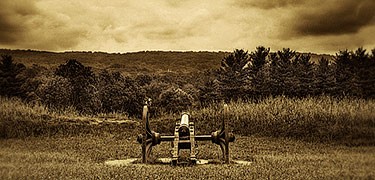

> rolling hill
[0,49,332,74]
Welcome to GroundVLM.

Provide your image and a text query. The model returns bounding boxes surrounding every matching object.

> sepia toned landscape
[1,0,375,179]
[1,47,374,179]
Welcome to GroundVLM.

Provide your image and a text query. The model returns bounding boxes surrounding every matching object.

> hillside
[0,49,332,74]
[0,49,229,74]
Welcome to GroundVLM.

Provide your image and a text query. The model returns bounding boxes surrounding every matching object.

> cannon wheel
[211,104,232,164]
[223,104,230,164]
[141,104,153,163]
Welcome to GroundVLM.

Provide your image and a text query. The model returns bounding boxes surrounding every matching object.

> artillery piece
[137,100,235,165]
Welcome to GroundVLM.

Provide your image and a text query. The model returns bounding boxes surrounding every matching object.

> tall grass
[190,96,375,144]
[0,97,50,137]
[0,97,138,138]
[1,96,374,144]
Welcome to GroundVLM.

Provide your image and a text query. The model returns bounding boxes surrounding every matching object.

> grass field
[1,135,374,179]
[1,97,374,179]
[1,96,374,144]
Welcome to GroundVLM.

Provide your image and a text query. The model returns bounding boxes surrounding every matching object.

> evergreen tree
[218,49,251,101]
[351,48,375,98]
[198,79,222,106]
[268,48,296,96]
[220,49,250,72]
[249,46,270,99]
[333,50,353,96]
[367,49,375,98]
[292,54,314,97]
[0,55,26,98]
[314,57,335,95]
[250,46,270,73]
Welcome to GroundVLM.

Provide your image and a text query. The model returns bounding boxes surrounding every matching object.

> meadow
[1,133,374,179]
[1,96,374,179]
[1,96,374,145]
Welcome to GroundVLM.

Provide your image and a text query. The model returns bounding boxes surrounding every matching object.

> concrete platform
[104,158,252,166]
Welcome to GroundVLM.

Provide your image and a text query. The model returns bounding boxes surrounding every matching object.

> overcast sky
[0,0,374,54]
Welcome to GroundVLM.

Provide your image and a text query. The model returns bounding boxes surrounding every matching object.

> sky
[0,0,374,54]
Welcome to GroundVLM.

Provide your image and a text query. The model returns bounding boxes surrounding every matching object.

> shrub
[157,87,194,113]
[37,76,73,110]
[19,64,48,102]
[54,59,101,114]
[98,71,144,116]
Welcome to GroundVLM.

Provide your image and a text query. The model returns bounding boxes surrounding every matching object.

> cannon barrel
[180,113,189,126]
[178,113,190,139]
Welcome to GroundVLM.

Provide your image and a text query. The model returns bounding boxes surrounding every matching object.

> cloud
[0,0,373,53]
[234,0,306,9]
[0,0,88,50]
[291,0,375,36]
[0,0,38,44]
[237,0,375,37]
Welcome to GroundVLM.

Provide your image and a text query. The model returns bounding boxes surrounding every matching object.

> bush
[98,71,144,116]
[157,87,194,113]
[20,64,48,102]
[37,76,73,110]
[54,59,101,114]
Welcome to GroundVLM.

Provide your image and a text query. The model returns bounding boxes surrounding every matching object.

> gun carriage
[137,100,235,165]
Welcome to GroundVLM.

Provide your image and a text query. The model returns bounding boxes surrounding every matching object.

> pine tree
[218,49,251,101]
[351,48,375,98]
[268,48,296,96]
[249,46,270,99]
[0,55,26,98]
[314,57,335,95]
[367,49,375,98]
[333,50,353,96]
[250,46,270,73]
[292,54,314,97]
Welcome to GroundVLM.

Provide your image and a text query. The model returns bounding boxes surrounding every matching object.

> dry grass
[0,97,139,138]
[0,135,374,179]
[1,96,374,144]
[1,96,374,178]
[190,96,375,144]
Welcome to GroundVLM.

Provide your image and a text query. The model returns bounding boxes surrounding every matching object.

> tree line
[200,47,375,104]
[1,47,374,116]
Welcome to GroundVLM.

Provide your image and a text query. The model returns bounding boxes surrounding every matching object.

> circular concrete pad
[197,159,209,165]
[105,158,252,166]
[104,158,138,166]
[233,160,252,165]
[155,158,212,165]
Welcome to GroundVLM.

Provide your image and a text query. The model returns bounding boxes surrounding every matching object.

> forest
[1,47,374,116]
